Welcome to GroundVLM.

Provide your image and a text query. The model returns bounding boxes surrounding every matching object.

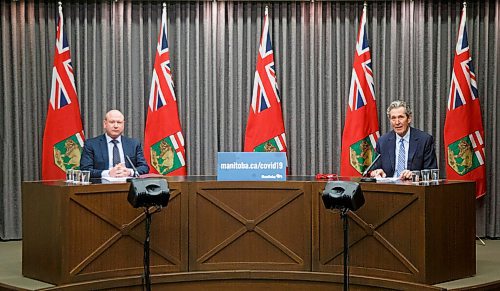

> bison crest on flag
[349,136,376,174]
[150,133,186,174]
[447,132,485,175]
[254,134,286,152]
[53,133,84,171]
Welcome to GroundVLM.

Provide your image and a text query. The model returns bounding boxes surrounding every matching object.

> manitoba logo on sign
[447,131,485,175]
[150,132,185,174]
[53,133,84,171]
[349,135,377,174]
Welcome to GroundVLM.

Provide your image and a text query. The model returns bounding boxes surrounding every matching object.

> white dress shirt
[393,130,410,178]
[101,134,127,177]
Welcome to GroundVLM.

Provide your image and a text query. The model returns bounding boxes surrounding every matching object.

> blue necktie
[111,140,120,166]
[396,138,406,177]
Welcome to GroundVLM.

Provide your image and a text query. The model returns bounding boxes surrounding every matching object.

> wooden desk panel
[189,181,311,271]
[312,181,476,284]
[22,180,188,285]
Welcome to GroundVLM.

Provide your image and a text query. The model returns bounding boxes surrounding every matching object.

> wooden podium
[22,178,475,288]
[22,180,189,284]
[312,180,476,284]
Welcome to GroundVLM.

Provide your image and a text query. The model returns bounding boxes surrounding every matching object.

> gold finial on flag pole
[58,2,62,13]
[163,2,166,8]
[463,2,467,9]
[265,6,268,17]
[364,1,367,8]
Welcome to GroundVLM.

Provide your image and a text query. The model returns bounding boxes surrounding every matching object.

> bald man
[80,110,149,178]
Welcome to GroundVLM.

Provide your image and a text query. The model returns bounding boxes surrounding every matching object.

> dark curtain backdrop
[0,0,499,240]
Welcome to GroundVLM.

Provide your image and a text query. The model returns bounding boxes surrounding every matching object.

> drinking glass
[66,169,74,182]
[431,169,440,181]
[81,170,91,184]
[411,171,421,183]
[421,169,431,182]
[72,170,81,184]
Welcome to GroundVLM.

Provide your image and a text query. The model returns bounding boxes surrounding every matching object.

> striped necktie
[111,140,120,166]
[396,138,406,177]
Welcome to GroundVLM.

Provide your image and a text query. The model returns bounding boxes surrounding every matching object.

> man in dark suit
[370,100,437,179]
[80,110,149,178]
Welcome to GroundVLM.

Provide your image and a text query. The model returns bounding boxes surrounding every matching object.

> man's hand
[399,169,413,180]
[109,163,132,178]
[370,169,386,178]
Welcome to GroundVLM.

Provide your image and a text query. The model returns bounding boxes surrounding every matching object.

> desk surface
[24,175,465,185]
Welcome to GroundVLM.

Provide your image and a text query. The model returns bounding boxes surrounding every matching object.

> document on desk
[375,177,401,183]
[102,176,128,183]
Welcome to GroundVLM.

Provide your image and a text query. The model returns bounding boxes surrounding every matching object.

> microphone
[126,155,140,178]
[360,153,381,182]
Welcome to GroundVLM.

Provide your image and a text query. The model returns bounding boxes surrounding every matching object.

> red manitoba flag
[42,4,84,180]
[144,5,186,176]
[444,4,486,198]
[244,7,287,157]
[340,5,380,177]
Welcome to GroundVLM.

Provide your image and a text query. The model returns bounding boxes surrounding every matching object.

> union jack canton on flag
[447,11,479,110]
[50,14,77,110]
[347,6,375,111]
[149,15,176,112]
[251,18,280,114]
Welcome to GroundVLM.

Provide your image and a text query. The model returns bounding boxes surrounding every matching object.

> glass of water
[66,169,74,182]
[80,170,91,184]
[431,169,439,181]
[421,169,431,182]
[72,170,81,184]
[411,170,421,183]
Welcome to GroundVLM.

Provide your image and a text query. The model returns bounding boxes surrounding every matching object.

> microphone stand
[142,206,162,291]
[143,207,152,291]
[340,207,350,291]
[126,155,140,179]
[360,154,380,182]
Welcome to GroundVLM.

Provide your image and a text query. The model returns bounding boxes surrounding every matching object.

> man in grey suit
[80,110,149,178]
[370,100,437,180]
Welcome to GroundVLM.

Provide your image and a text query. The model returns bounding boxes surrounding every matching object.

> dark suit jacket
[373,127,437,177]
[80,134,149,178]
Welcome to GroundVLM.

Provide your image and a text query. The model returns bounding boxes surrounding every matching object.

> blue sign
[217,152,287,181]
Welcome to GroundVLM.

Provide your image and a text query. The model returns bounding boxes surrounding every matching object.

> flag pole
[57,2,62,29]
[459,0,485,247]
[265,5,268,17]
